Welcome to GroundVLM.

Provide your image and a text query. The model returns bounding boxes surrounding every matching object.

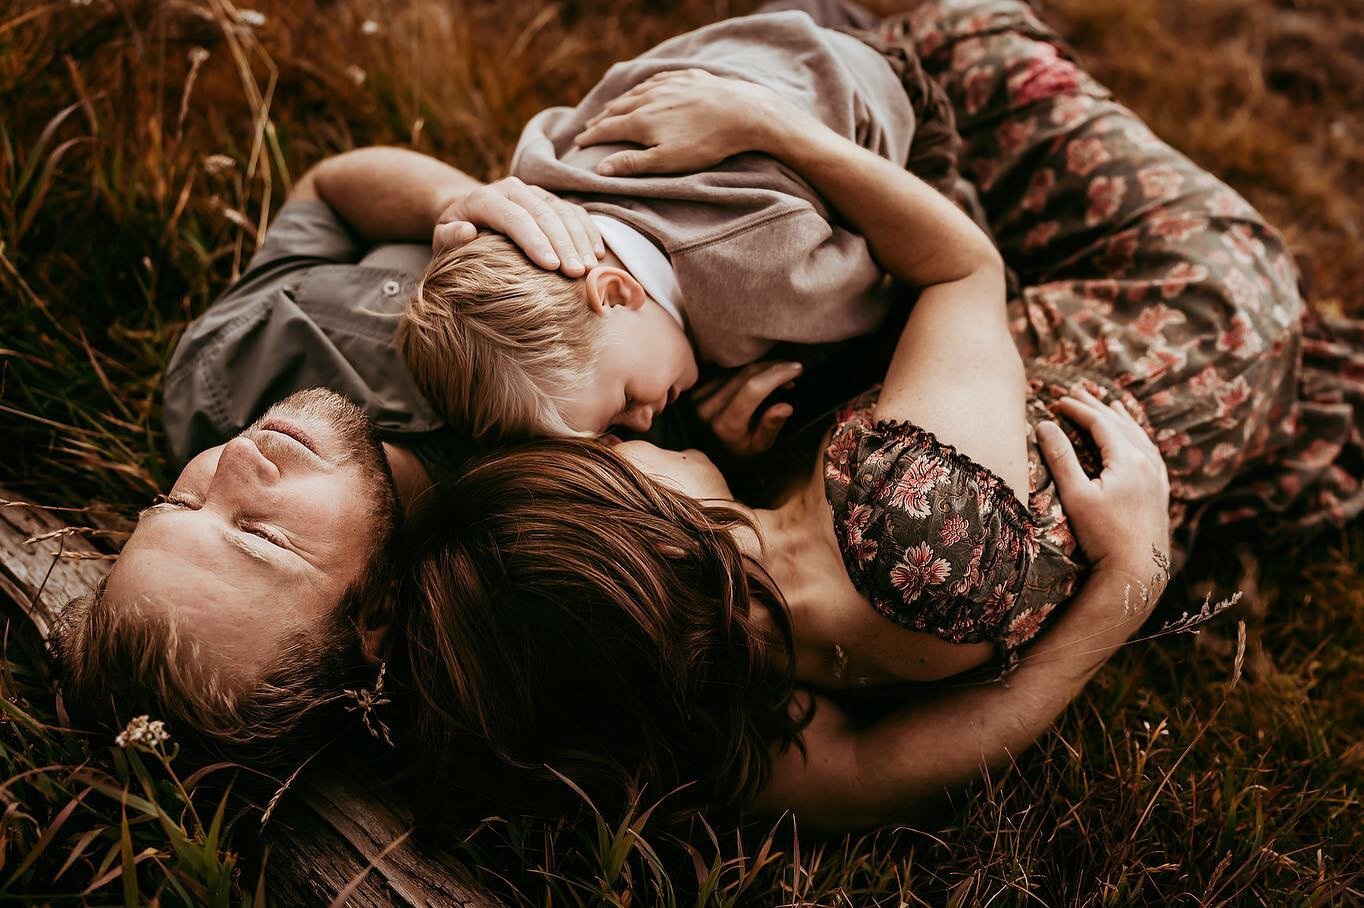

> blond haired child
[399,6,963,451]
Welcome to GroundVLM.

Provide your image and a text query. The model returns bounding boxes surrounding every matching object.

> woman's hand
[691,360,803,457]
[1037,388,1171,588]
[573,69,792,177]
[431,177,604,278]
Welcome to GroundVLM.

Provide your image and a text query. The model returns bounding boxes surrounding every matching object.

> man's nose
[211,436,279,495]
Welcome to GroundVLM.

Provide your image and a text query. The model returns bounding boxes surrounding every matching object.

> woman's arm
[574,72,1029,497]
[756,393,1173,831]
[293,147,603,276]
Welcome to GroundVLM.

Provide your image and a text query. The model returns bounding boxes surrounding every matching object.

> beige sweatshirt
[509,10,915,367]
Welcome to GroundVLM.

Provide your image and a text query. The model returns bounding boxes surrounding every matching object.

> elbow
[973,240,1006,281]
[289,165,324,203]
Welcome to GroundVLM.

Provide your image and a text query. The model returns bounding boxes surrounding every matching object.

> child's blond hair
[398,232,598,441]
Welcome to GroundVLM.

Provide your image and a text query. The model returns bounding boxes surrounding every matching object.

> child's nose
[621,407,654,432]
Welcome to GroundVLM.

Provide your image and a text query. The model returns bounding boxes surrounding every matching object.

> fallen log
[0,487,502,907]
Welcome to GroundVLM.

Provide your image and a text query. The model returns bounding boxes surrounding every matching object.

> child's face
[559,298,699,435]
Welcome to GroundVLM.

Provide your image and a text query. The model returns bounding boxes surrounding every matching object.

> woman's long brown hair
[390,438,809,821]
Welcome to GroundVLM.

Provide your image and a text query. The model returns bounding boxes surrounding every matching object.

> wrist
[1093,551,1168,606]
[428,182,469,229]
[753,97,822,161]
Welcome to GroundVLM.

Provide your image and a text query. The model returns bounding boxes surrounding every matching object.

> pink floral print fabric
[823,0,1364,654]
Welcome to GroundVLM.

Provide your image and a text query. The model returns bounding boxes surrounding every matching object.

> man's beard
[252,388,402,543]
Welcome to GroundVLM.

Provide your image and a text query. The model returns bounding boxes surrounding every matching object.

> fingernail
[1037,421,1059,438]
[598,162,616,176]
[566,257,582,271]
[789,362,803,373]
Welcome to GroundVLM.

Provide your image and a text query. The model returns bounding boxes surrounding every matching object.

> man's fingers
[485,196,558,269]
[1036,421,1091,501]
[508,185,583,274]
[556,203,600,269]
[581,208,605,258]
[431,219,477,252]
[526,187,597,269]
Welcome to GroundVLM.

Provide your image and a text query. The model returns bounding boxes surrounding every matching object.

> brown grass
[0,0,1361,903]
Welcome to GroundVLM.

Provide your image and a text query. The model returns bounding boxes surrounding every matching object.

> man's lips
[256,418,322,458]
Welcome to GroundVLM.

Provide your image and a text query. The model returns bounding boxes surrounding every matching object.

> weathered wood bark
[0,487,503,907]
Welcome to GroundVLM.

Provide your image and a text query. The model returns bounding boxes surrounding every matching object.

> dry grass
[0,0,1361,903]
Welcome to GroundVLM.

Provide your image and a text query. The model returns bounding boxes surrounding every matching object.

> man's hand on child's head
[692,361,803,458]
[432,177,604,277]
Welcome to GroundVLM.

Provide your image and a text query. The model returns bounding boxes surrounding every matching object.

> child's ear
[585,266,647,315]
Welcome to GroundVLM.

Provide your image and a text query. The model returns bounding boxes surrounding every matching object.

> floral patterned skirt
[888,0,1364,558]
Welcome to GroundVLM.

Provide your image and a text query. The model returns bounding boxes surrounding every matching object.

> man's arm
[294,147,481,244]
[293,147,604,276]
[756,392,1173,832]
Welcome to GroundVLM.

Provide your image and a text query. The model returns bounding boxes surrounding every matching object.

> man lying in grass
[51,0,1363,829]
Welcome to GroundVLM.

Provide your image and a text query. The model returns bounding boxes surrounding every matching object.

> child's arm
[576,72,1027,497]
[755,397,1172,831]
[294,147,604,277]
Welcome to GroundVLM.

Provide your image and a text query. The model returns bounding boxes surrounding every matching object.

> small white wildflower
[202,154,236,176]
[345,65,367,86]
[188,46,210,65]
[237,9,266,27]
[115,714,170,749]
[360,19,380,35]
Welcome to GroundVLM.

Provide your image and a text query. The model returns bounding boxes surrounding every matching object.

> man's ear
[585,266,647,315]
[356,608,391,665]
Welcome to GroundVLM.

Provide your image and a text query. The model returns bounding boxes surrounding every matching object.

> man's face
[103,389,399,682]
[558,299,699,436]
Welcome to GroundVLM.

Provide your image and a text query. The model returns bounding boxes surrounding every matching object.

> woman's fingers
[1108,398,1160,456]
[748,403,794,455]
[1036,421,1091,500]
[693,363,766,422]
[575,113,649,149]
[597,147,673,177]
[695,362,798,424]
[584,90,653,130]
[717,362,802,431]
[1054,392,1133,465]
